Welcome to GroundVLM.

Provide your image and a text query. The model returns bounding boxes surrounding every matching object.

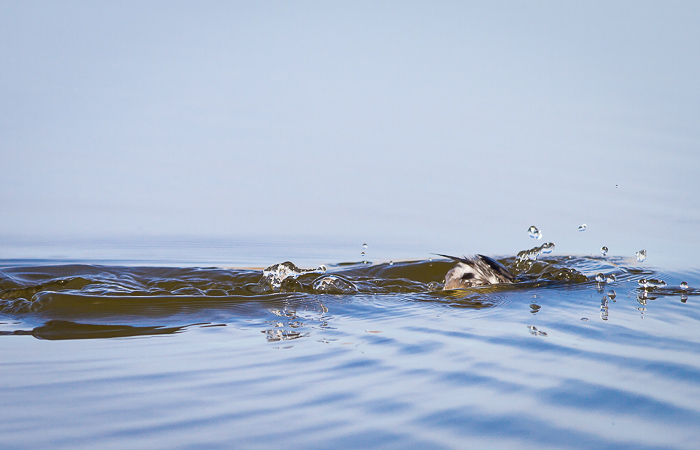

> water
[2,3,700,449]
[2,249,700,449]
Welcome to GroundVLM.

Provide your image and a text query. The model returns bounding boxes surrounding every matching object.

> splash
[258,262,327,291]
[312,275,357,294]
[516,242,555,262]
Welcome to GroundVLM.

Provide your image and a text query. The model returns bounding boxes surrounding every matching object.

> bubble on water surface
[647,279,667,288]
[528,226,542,239]
[680,281,689,290]
[606,274,616,283]
[578,224,587,232]
[636,250,647,262]
[638,278,666,289]
[601,246,609,256]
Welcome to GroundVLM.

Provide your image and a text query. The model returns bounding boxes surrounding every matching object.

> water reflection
[1,256,699,343]
[0,320,186,340]
[1,256,699,450]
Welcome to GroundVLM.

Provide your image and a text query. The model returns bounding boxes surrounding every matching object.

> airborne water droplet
[636,249,647,262]
[578,224,587,232]
[595,273,605,283]
[528,226,542,240]
[606,274,616,283]
[601,246,609,256]
[362,243,368,249]
[389,261,393,266]
[680,281,689,290]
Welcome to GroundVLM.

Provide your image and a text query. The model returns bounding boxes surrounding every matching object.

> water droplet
[638,279,648,288]
[360,251,365,257]
[542,242,555,253]
[680,281,689,290]
[528,226,542,240]
[581,317,589,321]
[426,281,441,290]
[606,274,616,283]
[595,273,605,283]
[578,224,587,232]
[647,279,666,288]
[389,261,394,266]
[636,249,647,262]
[362,243,368,249]
[608,290,617,300]
[601,246,609,256]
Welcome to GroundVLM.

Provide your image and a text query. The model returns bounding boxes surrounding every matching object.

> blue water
[2,2,700,449]
[1,251,699,449]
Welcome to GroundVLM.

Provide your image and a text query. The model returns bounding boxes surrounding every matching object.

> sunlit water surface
[1,249,699,450]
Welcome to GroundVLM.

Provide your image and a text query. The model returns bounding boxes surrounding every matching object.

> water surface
[2,252,699,449]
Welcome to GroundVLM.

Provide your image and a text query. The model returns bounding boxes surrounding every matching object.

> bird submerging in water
[439,254,516,290]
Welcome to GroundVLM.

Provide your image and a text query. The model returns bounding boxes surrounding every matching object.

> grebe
[439,254,515,290]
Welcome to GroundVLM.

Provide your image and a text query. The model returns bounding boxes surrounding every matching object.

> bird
[437,254,515,290]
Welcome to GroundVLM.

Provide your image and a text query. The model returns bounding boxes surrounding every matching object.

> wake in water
[0,243,697,340]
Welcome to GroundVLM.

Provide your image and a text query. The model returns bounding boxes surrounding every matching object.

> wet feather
[437,254,515,289]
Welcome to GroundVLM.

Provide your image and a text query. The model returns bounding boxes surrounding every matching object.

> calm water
[1,247,699,449]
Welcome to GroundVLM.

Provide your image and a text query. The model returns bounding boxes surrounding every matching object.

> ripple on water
[1,254,700,449]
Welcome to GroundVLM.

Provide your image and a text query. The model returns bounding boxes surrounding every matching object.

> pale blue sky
[1,1,699,264]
